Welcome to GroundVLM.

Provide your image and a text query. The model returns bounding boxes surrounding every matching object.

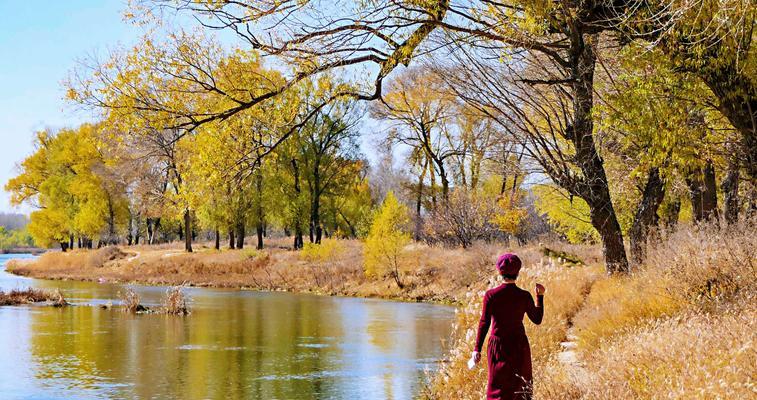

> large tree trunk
[183,209,193,253]
[702,159,719,222]
[570,34,630,273]
[229,226,235,249]
[214,229,220,250]
[686,168,705,223]
[236,221,245,250]
[721,155,741,225]
[629,167,666,265]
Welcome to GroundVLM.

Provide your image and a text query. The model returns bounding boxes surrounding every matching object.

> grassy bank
[6,237,600,304]
[424,221,756,399]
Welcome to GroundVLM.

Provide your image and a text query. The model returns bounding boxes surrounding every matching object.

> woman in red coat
[472,253,545,400]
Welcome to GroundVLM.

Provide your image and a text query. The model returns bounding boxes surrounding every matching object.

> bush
[119,288,144,313]
[364,192,411,287]
[300,238,345,264]
[423,189,499,248]
[162,286,190,315]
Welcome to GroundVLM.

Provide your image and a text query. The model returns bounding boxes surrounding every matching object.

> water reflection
[0,255,454,399]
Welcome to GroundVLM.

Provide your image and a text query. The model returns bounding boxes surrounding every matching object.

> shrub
[300,238,345,264]
[162,286,190,315]
[364,192,411,287]
[120,288,144,313]
[424,189,499,248]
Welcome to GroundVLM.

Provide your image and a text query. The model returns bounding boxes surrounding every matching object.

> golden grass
[426,221,756,400]
[535,221,757,400]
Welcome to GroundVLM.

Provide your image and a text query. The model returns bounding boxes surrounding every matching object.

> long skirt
[486,335,533,400]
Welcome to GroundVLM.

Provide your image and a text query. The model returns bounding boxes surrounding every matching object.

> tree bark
[702,159,719,222]
[229,227,235,249]
[699,68,756,181]
[686,168,705,223]
[629,167,666,266]
[183,209,193,252]
[236,222,245,250]
[570,34,630,273]
[214,229,220,250]
[721,156,740,225]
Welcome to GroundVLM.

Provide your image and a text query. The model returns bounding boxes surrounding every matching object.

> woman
[472,253,545,400]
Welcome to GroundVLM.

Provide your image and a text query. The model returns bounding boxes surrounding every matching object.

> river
[0,254,455,400]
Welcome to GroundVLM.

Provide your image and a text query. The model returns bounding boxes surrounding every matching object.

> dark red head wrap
[496,253,521,275]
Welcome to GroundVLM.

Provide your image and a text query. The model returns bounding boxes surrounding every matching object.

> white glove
[468,351,480,370]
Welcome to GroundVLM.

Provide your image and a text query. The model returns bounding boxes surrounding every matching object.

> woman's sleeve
[526,292,544,325]
[474,293,491,353]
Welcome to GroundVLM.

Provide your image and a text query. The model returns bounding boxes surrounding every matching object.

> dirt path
[556,281,594,386]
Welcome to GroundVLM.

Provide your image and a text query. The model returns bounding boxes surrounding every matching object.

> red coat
[475,283,544,400]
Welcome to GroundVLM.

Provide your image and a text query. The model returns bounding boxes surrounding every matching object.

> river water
[0,254,455,400]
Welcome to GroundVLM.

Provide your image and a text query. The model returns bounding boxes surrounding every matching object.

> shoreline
[6,268,459,305]
[4,239,599,307]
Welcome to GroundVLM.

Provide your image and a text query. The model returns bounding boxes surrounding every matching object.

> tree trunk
[236,222,245,250]
[60,242,68,252]
[415,158,428,240]
[183,209,193,253]
[686,168,705,223]
[721,156,740,225]
[256,224,264,250]
[69,234,74,251]
[229,227,235,249]
[699,68,756,181]
[663,198,681,229]
[294,224,304,249]
[570,34,629,273]
[147,219,154,245]
[702,159,719,222]
[629,167,666,266]
[214,229,220,250]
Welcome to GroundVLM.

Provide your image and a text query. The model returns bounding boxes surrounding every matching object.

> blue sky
[0,1,144,214]
[0,1,389,215]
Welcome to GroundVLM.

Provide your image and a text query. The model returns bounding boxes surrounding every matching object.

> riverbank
[5,237,600,305]
[1,247,46,255]
[423,221,756,399]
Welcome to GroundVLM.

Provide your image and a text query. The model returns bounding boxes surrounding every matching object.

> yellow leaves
[363,192,411,278]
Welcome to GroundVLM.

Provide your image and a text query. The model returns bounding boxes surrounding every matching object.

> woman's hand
[535,283,545,295]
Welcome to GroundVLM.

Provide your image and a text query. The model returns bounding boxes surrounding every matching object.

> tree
[6,125,128,249]
[372,68,458,201]
[364,192,411,288]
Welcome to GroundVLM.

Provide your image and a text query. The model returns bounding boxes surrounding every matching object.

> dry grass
[573,220,756,350]
[0,287,67,306]
[86,246,130,268]
[425,221,756,400]
[161,286,190,315]
[535,221,757,400]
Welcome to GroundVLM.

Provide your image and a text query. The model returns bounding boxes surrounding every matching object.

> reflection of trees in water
[26,292,452,399]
